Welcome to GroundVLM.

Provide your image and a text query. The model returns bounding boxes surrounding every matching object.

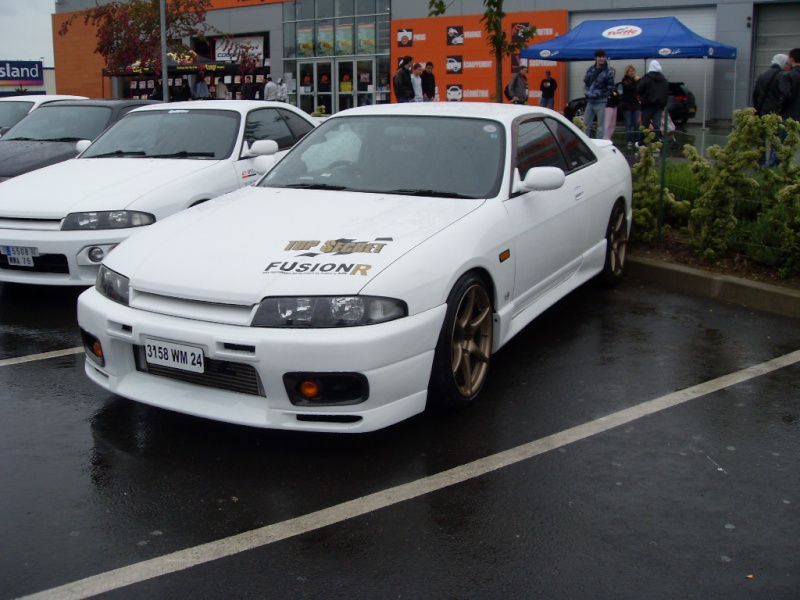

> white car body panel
[0,100,316,285]
[77,102,632,433]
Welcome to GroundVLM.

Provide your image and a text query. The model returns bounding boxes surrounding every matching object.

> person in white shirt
[277,78,288,102]
[410,63,424,102]
[263,75,279,101]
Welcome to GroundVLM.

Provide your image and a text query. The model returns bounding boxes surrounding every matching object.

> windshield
[3,105,112,141]
[0,101,34,129]
[259,115,505,199]
[82,109,240,160]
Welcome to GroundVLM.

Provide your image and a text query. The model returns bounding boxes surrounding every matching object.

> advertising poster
[390,10,567,106]
[298,26,314,58]
[318,24,334,57]
[336,23,354,55]
[357,21,376,55]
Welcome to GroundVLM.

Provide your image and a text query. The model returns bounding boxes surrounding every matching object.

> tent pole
[702,56,708,130]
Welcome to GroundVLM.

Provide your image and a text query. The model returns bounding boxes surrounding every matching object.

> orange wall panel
[392,11,568,107]
[52,13,108,98]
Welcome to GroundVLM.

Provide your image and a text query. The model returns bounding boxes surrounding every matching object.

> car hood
[0,140,80,178]
[111,186,485,304]
[0,158,222,218]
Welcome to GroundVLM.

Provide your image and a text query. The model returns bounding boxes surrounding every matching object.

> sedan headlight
[96,264,130,306]
[62,211,155,231]
[252,296,407,328]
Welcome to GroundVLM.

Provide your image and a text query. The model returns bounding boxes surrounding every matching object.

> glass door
[299,59,375,114]
[298,61,333,116]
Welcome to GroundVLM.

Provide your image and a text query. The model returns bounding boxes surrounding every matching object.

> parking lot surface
[1,276,798,599]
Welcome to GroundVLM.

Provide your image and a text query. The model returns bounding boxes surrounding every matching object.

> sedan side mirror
[75,139,92,154]
[245,139,279,158]
[513,166,566,194]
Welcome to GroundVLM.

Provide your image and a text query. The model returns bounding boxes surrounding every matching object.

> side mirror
[513,166,566,194]
[246,139,279,158]
[75,139,92,154]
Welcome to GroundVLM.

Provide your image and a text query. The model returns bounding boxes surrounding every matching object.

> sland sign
[0,61,44,86]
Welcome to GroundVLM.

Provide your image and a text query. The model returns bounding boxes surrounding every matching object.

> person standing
[538,70,557,109]
[619,65,641,148]
[410,63,424,102]
[393,56,414,103]
[421,62,436,101]
[215,77,229,99]
[193,73,210,100]
[277,78,288,102]
[753,53,788,167]
[582,49,616,139]
[637,59,669,146]
[778,48,800,122]
[263,75,279,101]
[507,65,529,105]
[241,75,257,100]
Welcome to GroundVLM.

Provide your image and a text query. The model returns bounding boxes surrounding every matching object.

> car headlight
[252,296,407,328]
[96,264,130,306]
[62,211,155,231]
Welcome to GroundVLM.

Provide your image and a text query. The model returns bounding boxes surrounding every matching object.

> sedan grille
[0,253,69,273]
[133,346,265,397]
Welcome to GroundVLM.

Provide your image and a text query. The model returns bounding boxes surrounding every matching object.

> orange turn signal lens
[92,341,103,358]
[299,380,321,399]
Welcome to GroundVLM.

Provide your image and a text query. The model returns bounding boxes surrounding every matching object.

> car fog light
[283,373,369,406]
[300,380,321,399]
[87,247,105,263]
[80,328,105,367]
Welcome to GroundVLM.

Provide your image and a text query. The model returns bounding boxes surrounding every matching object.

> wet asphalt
[0,275,798,599]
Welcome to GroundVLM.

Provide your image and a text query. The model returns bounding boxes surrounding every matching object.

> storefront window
[297,21,315,58]
[295,0,314,21]
[317,20,334,57]
[335,19,355,56]
[355,0,375,16]
[283,22,296,59]
[335,0,354,17]
[317,0,334,19]
[377,14,390,54]
[356,17,376,55]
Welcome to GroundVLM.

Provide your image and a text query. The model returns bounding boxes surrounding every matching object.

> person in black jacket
[393,56,414,103]
[753,53,788,116]
[421,62,436,101]
[637,59,669,146]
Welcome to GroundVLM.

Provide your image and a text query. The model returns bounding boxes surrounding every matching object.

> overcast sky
[0,0,57,66]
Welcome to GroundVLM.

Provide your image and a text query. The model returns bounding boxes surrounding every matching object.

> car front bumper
[77,287,447,433]
[0,226,135,286]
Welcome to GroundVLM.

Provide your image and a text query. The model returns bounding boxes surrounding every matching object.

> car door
[503,117,592,309]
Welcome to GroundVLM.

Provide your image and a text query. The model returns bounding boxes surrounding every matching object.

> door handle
[574,186,585,201]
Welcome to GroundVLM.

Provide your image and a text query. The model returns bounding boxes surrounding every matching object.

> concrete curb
[627,256,800,320]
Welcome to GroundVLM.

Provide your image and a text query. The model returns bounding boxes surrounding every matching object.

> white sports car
[0,100,316,285]
[77,102,631,433]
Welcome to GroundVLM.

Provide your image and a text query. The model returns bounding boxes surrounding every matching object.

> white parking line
[0,347,83,368]
[16,348,800,600]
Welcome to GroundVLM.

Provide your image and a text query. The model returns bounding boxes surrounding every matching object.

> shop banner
[318,24,334,57]
[336,23,354,55]
[0,61,44,86]
[216,36,264,62]
[298,26,314,58]
[357,21,376,55]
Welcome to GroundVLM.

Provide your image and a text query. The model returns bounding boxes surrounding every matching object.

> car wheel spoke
[450,284,493,396]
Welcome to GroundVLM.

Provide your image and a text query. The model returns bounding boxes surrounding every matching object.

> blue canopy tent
[520,17,738,127]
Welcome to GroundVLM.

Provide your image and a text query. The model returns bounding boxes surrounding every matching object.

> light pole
[160,0,170,101]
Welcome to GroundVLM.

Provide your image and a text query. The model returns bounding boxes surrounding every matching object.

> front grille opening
[133,346,265,397]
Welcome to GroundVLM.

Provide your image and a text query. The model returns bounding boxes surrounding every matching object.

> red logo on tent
[602,25,643,39]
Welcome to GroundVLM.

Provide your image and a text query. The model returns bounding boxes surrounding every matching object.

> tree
[428,0,536,102]
[59,0,213,78]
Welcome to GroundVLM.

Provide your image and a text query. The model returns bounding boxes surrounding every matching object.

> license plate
[2,245,37,267]
[144,338,205,373]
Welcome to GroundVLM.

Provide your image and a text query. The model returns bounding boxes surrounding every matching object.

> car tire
[597,200,628,287]
[428,273,493,410]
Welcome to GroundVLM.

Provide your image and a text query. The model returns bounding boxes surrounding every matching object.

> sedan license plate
[144,338,205,373]
[2,245,37,267]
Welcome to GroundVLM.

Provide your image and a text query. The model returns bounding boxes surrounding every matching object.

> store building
[52,0,800,123]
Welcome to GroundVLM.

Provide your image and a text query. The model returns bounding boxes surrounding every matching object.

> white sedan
[0,100,316,285]
[77,103,631,433]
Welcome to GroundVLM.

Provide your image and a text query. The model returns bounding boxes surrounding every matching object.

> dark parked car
[0,98,158,183]
[0,94,86,135]
[564,81,697,127]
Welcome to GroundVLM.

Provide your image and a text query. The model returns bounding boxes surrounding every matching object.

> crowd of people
[149,72,289,102]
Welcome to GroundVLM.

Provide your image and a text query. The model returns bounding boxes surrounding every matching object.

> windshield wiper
[87,150,146,158]
[40,137,85,142]
[387,188,475,199]
[283,183,348,191]
[149,151,216,158]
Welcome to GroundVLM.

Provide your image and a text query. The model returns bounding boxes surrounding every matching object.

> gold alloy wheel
[608,206,628,277]
[450,284,493,397]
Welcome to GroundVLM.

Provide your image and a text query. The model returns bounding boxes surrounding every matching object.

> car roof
[0,94,87,108]
[328,101,555,126]
[126,99,311,116]
[34,98,160,109]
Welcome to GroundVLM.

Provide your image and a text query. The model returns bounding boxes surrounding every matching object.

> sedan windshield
[260,115,506,199]
[81,109,240,160]
[3,105,112,141]
[0,101,34,129]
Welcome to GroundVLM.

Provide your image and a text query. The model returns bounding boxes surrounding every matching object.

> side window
[516,119,568,178]
[545,118,596,171]
[278,109,315,141]
[244,108,295,150]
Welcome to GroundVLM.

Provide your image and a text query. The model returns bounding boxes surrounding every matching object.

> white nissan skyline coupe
[78,102,632,433]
